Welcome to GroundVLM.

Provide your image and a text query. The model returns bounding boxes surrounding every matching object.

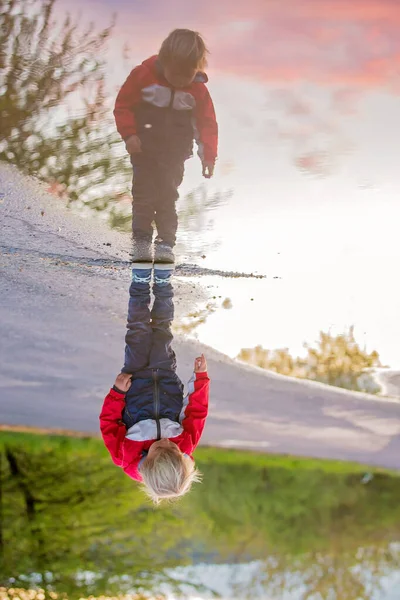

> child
[99,263,210,503]
[114,29,218,264]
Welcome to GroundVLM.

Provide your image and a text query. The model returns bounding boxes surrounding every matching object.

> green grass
[1,429,400,600]
[0,430,102,453]
[1,429,397,476]
[196,445,398,475]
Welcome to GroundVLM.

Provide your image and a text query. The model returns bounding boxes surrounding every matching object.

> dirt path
[1,162,400,470]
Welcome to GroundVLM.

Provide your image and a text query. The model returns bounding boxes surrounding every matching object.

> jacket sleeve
[180,372,210,451]
[114,65,146,141]
[99,389,129,467]
[194,86,218,164]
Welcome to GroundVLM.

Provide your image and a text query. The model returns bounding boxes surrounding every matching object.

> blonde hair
[140,446,202,505]
[159,29,209,72]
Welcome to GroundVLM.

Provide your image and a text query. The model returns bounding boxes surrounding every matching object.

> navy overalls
[121,268,184,440]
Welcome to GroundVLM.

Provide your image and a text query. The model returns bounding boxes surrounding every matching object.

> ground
[1,161,400,470]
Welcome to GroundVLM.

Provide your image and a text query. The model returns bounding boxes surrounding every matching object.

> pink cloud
[57,0,400,91]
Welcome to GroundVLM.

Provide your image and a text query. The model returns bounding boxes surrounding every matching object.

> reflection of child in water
[100,264,209,503]
[114,28,218,264]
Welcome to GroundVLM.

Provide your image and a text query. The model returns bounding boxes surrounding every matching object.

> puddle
[3,0,400,367]
[47,0,400,367]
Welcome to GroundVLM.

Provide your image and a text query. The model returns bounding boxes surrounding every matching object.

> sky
[54,0,400,366]
[164,559,400,599]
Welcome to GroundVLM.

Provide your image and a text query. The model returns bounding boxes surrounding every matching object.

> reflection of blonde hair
[159,29,209,72]
[140,446,202,504]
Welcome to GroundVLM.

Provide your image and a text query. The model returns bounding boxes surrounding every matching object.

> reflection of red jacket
[99,372,209,482]
[114,55,218,164]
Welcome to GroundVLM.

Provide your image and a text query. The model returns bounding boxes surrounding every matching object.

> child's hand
[114,372,132,393]
[202,162,214,179]
[194,354,207,373]
[125,135,142,155]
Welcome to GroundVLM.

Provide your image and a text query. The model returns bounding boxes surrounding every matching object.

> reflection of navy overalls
[129,60,201,247]
[121,269,184,441]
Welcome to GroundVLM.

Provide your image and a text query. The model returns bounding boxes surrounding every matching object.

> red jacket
[99,372,210,481]
[114,56,218,164]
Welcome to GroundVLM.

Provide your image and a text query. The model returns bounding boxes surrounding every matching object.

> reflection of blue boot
[154,240,175,265]
[130,234,153,264]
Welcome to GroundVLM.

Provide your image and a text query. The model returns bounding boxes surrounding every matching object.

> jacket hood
[141,55,208,84]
